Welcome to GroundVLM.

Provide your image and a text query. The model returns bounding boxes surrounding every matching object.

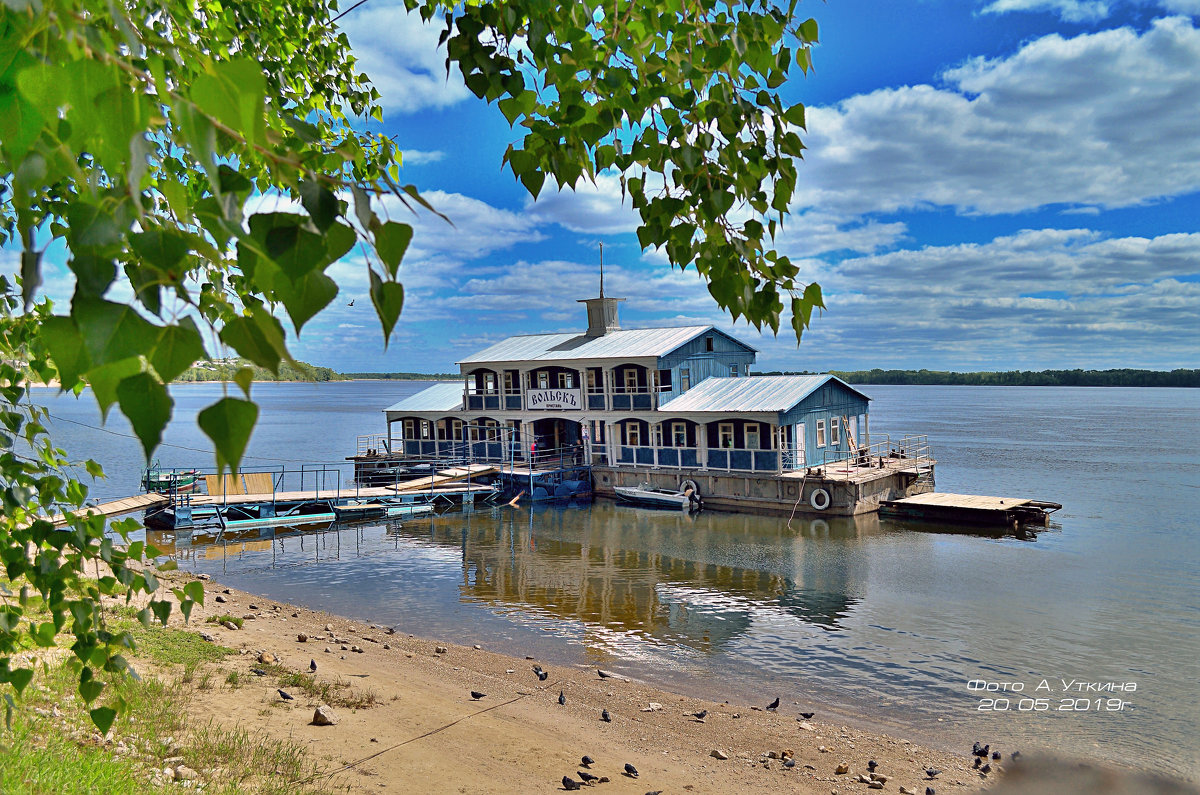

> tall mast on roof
[579,242,624,336]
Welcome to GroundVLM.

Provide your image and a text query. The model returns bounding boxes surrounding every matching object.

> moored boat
[142,468,198,494]
[614,480,701,511]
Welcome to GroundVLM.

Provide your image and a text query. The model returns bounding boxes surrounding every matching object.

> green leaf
[72,298,159,366]
[299,180,338,232]
[799,18,819,43]
[183,580,204,604]
[233,367,254,396]
[219,312,287,374]
[78,672,103,703]
[67,201,124,253]
[149,599,172,626]
[802,281,825,310]
[129,229,190,273]
[188,58,267,150]
[375,222,412,278]
[84,358,142,420]
[39,316,92,389]
[275,271,338,333]
[197,397,258,474]
[8,668,33,696]
[369,271,404,348]
[116,373,173,459]
[90,706,117,735]
[151,318,206,384]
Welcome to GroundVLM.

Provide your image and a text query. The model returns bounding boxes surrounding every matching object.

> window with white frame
[672,422,687,447]
[816,419,826,447]
[452,419,463,440]
[586,369,598,392]
[745,423,760,450]
[484,372,496,393]
[503,371,514,393]
[653,423,663,447]
[831,417,840,445]
[626,423,641,446]
[718,422,734,448]
[403,419,415,440]
[623,368,639,392]
[420,420,430,439]
[680,368,691,391]
[537,371,549,388]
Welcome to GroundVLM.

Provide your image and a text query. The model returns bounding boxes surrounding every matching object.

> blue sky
[9,0,1200,373]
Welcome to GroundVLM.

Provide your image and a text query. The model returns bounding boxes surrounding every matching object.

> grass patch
[277,671,377,710]
[6,656,338,795]
[187,721,331,795]
[206,614,244,629]
[225,670,241,689]
[0,719,157,795]
[108,615,234,668]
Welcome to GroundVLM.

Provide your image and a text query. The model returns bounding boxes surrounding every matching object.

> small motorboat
[613,480,701,511]
[142,468,198,494]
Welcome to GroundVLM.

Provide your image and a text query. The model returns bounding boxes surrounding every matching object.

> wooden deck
[192,464,498,506]
[190,482,494,507]
[881,492,1061,527]
[780,456,933,484]
[39,493,169,527]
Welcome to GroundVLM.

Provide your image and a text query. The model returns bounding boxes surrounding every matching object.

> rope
[288,680,561,786]
[786,472,808,531]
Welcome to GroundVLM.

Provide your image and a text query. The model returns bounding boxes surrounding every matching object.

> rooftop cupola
[578,243,625,336]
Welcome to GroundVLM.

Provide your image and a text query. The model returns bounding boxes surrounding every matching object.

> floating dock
[880,492,1062,528]
[142,464,501,530]
[31,493,170,528]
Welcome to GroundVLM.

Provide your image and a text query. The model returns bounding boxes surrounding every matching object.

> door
[795,423,806,467]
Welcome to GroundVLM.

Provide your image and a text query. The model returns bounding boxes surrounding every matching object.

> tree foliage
[0,0,818,727]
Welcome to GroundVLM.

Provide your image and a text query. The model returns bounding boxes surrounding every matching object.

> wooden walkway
[881,492,1061,527]
[192,464,498,506]
[41,493,169,527]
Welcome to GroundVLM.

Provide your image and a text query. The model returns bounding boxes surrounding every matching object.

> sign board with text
[527,388,581,410]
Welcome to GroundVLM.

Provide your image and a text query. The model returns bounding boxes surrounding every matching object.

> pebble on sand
[710,749,729,760]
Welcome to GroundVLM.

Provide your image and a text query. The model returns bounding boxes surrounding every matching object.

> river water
[32,382,1200,780]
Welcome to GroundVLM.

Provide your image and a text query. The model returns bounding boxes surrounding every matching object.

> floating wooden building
[367,292,936,516]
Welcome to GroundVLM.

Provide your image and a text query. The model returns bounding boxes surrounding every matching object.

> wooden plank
[242,472,274,494]
[187,481,494,507]
[390,464,498,494]
[40,493,169,528]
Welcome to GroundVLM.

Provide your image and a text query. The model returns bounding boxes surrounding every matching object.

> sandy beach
[150,574,1000,795]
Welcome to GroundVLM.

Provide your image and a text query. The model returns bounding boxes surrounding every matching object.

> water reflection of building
[386,504,868,654]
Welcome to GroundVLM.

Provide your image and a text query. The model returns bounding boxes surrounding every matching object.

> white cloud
[525,173,642,236]
[746,228,1200,370]
[794,17,1200,217]
[401,149,446,165]
[338,2,469,113]
[980,0,1112,22]
[1160,0,1200,13]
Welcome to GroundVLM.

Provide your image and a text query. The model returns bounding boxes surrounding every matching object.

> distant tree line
[756,368,1200,387]
[340,372,461,381]
[177,358,344,383]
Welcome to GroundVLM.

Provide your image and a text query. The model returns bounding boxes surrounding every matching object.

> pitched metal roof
[458,325,748,365]
[657,375,870,413]
[384,382,464,413]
